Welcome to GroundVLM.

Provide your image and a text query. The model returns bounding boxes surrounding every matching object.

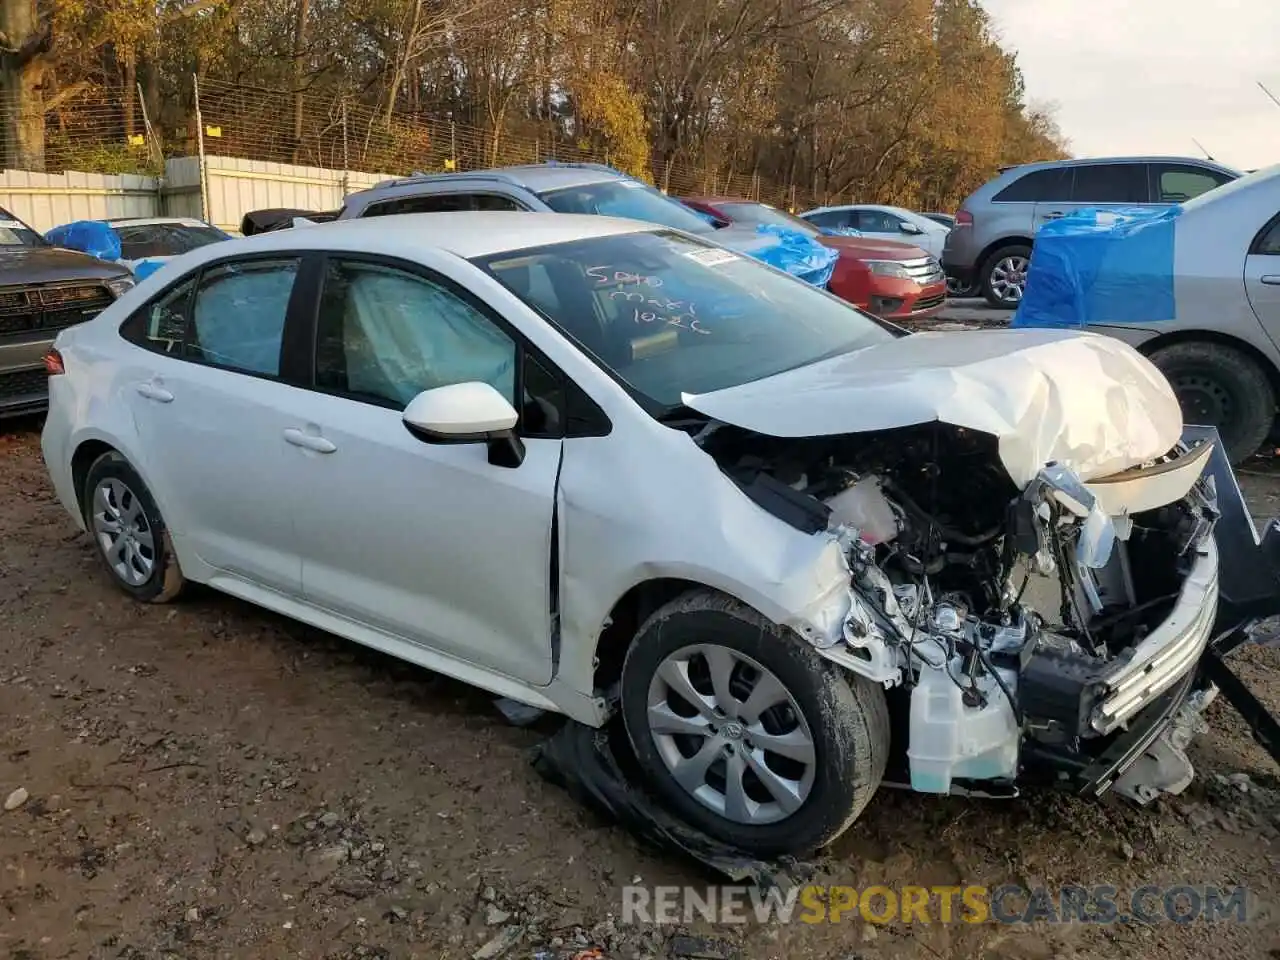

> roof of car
[995,155,1243,177]
[362,163,627,197]
[174,212,656,262]
[803,203,915,216]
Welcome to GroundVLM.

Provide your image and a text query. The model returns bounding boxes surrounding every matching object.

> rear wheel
[980,244,1032,308]
[620,590,889,858]
[1147,340,1276,465]
[82,452,185,603]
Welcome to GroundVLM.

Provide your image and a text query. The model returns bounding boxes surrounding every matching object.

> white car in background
[39,211,1234,859]
[800,204,949,259]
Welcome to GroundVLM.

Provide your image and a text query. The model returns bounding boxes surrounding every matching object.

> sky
[981,0,1280,171]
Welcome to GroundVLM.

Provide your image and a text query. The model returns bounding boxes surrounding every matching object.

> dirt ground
[3,416,1280,960]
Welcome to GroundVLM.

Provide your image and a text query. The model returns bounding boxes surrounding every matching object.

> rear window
[114,222,230,260]
[992,168,1073,203]
[715,202,821,236]
[538,180,715,235]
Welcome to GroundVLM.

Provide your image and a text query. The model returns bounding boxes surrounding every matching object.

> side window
[1253,216,1280,256]
[1152,164,1232,203]
[1070,163,1149,204]
[187,258,300,376]
[314,258,517,409]
[120,277,196,355]
[992,168,1073,203]
[808,210,851,229]
[854,210,902,232]
[362,193,521,217]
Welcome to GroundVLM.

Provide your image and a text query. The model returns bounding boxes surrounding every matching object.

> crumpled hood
[683,328,1183,486]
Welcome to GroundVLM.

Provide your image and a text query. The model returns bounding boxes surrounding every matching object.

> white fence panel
[0,169,160,231]
[0,157,398,235]
[196,156,394,233]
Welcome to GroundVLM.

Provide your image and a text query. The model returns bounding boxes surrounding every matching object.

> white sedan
[41,212,1226,858]
[800,204,950,259]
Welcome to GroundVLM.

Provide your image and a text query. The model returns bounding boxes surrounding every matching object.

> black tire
[620,590,889,858]
[980,243,1033,309]
[82,451,185,603]
[1147,341,1276,465]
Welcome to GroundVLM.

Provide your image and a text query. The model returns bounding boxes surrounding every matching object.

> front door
[284,256,561,685]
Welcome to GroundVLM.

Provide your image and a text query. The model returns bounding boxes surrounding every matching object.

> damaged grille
[0,282,113,338]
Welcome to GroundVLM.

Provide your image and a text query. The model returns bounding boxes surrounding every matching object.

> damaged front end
[696,419,1268,804]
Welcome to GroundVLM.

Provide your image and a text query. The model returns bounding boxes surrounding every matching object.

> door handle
[1261,275,1280,286]
[1043,211,1065,220]
[135,382,174,403]
[283,428,336,454]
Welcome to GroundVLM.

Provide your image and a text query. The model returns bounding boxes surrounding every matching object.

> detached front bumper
[1093,537,1218,734]
[1031,427,1280,798]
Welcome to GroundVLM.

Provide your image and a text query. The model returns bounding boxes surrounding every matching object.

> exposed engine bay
[692,419,1221,799]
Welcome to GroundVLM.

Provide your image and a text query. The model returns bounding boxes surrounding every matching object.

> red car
[681,196,948,321]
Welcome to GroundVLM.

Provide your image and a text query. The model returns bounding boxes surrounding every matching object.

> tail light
[43,348,65,376]
[954,210,974,228]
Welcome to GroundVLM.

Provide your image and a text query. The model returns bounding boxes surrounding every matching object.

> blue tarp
[45,220,121,262]
[751,224,840,288]
[1011,206,1179,330]
[133,259,166,280]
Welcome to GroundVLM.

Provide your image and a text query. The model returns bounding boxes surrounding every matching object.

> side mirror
[898,222,924,235]
[402,381,525,467]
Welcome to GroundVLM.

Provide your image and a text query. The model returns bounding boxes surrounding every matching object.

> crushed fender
[531,716,812,886]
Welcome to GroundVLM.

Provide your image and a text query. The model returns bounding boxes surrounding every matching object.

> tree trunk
[0,0,48,171]
[383,0,422,127]
[122,51,137,137]
[290,0,310,162]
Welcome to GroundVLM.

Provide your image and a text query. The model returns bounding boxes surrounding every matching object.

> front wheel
[620,590,889,859]
[1147,341,1276,465]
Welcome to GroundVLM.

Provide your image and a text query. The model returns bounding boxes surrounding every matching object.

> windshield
[715,202,821,237]
[538,180,716,235]
[0,209,45,247]
[114,222,230,260]
[473,230,894,407]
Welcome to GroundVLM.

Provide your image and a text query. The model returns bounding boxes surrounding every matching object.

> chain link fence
[3,76,834,212]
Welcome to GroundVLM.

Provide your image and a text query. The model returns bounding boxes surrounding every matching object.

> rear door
[1034,162,1150,230]
[985,168,1071,248]
[1246,213,1280,337]
[120,255,313,594]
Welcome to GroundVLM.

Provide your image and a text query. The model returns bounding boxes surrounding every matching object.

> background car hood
[683,328,1183,487]
[816,235,928,260]
[0,246,132,284]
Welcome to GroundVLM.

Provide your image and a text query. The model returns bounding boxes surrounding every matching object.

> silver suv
[943,157,1241,307]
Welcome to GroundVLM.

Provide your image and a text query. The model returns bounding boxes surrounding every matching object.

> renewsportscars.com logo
[621,884,1250,926]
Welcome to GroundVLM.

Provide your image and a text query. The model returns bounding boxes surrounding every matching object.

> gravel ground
[3,415,1280,960]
